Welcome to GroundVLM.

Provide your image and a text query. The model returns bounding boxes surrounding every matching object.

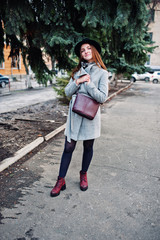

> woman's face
[80,43,93,62]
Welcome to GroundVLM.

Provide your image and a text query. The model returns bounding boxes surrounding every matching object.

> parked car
[130,72,152,82]
[0,74,9,88]
[150,71,160,84]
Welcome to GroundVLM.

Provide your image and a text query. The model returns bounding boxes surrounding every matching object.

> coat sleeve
[65,77,80,97]
[85,71,109,103]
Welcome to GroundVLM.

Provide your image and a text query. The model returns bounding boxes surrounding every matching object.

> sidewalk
[0,82,160,240]
[1,77,52,92]
[0,85,57,113]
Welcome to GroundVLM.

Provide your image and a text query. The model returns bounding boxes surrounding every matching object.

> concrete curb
[106,82,133,102]
[0,92,11,97]
[0,137,44,173]
[0,124,67,173]
[44,123,66,141]
[0,82,133,173]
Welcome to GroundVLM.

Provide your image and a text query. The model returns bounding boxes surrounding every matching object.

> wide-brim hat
[74,38,101,57]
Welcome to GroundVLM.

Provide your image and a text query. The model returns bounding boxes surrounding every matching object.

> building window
[146,55,150,65]
[0,61,4,69]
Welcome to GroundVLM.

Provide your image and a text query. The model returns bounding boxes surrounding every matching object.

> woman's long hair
[71,45,107,80]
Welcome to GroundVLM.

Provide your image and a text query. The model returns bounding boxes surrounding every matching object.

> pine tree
[0,0,157,86]
[75,0,156,76]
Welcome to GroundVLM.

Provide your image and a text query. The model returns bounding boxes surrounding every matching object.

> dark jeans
[59,137,94,178]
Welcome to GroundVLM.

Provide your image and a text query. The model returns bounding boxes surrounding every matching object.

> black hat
[74,38,101,57]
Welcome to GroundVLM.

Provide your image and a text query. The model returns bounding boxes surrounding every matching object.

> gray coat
[64,62,109,142]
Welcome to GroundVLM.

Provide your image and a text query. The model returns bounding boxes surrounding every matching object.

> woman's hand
[76,74,90,85]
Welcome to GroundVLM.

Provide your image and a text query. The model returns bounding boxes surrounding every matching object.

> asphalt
[0,85,57,113]
[0,82,160,240]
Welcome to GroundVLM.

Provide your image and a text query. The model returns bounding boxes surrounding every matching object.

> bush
[53,77,70,104]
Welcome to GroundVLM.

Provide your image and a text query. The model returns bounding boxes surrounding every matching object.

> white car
[150,71,160,84]
[131,72,152,82]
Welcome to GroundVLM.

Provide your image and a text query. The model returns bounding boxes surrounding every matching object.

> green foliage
[0,0,157,85]
[28,46,51,86]
[53,76,70,103]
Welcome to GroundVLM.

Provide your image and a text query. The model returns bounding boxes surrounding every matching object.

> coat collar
[76,62,97,77]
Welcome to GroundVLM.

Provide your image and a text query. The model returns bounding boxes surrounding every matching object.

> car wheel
[145,77,149,82]
[130,77,136,82]
[152,79,158,84]
[1,81,6,88]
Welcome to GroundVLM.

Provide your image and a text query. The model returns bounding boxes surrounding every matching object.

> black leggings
[59,137,94,178]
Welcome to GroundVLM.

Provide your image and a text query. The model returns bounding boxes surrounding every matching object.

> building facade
[0,44,52,79]
[147,3,160,69]
[0,44,26,78]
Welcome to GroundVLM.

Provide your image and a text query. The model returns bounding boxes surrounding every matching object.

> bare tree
[147,0,160,26]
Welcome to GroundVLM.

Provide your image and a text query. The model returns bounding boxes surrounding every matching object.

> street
[0,86,57,113]
[0,82,160,240]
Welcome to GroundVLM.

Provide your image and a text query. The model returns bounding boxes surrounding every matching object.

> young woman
[50,38,109,197]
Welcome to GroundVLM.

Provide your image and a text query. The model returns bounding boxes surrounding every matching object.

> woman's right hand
[76,74,90,85]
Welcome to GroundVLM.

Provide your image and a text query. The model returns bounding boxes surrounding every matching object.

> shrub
[53,77,70,104]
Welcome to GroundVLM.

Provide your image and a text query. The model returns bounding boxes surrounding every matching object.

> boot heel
[61,184,66,191]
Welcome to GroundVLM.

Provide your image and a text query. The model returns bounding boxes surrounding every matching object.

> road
[0,82,160,240]
[0,86,57,113]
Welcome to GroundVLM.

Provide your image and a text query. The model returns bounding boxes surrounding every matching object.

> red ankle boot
[50,177,66,197]
[80,171,88,191]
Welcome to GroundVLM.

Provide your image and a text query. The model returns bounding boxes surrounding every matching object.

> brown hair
[71,45,107,80]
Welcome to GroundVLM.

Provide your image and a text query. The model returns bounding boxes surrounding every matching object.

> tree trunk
[26,74,32,89]
[109,73,118,87]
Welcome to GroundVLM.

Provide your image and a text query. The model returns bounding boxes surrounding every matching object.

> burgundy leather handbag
[72,93,100,120]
